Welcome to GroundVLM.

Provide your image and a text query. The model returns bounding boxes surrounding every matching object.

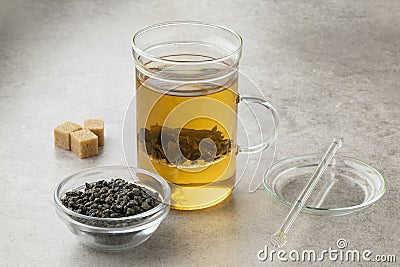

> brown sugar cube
[54,121,82,150]
[84,119,104,146]
[70,129,99,158]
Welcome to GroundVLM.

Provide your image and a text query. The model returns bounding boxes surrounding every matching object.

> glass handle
[237,95,279,154]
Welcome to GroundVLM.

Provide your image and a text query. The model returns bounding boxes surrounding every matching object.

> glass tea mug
[132,21,279,210]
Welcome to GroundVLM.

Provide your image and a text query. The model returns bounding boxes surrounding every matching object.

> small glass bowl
[54,166,171,251]
[263,154,386,216]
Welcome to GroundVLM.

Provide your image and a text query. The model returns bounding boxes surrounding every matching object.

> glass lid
[263,154,386,216]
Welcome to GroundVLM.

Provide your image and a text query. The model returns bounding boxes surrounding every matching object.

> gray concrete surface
[1,0,399,266]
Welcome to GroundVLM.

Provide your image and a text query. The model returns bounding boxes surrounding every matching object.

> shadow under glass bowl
[54,166,171,251]
[263,154,386,216]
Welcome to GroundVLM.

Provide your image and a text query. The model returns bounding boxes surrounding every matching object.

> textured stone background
[0,0,399,266]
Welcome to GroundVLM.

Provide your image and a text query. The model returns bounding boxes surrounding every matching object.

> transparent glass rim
[53,165,171,225]
[262,154,386,213]
[132,21,243,66]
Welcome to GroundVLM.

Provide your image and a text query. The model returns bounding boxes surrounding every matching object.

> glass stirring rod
[270,138,343,248]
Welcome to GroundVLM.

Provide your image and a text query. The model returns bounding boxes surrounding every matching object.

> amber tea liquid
[136,62,238,210]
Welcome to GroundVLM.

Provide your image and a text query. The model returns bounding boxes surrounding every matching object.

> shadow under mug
[132,21,279,210]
